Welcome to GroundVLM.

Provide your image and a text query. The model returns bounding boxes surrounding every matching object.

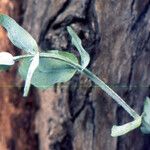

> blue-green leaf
[67,26,90,69]
[141,97,150,134]
[19,50,78,89]
[23,52,39,97]
[0,14,38,54]
[111,117,141,137]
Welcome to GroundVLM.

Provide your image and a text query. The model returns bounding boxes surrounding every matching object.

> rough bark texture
[0,1,38,150]
[22,0,150,150]
[1,0,150,149]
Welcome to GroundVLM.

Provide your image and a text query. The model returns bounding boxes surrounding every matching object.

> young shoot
[0,14,149,137]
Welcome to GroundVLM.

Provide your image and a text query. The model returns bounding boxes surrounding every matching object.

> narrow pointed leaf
[111,117,141,137]
[0,14,38,54]
[67,26,90,69]
[141,97,150,134]
[23,52,39,97]
[19,50,78,89]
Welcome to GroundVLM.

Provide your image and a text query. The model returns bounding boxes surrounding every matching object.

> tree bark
[0,1,38,150]
[1,0,150,149]
[22,0,150,150]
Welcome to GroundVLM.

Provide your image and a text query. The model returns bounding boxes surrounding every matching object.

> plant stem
[14,53,140,119]
[41,52,139,119]
[82,68,140,119]
[73,64,141,136]
[13,54,33,61]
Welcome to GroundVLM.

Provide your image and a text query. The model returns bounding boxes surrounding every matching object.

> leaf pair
[0,14,90,96]
[19,50,78,89]
[0,14,39,96]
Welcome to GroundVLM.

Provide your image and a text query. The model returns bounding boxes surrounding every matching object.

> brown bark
[1,0,150,150]
[22,0,150,150]
[0,1,38,150]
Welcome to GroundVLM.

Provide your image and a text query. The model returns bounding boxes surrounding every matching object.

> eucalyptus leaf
[0,14,38,54]
[111,117,142,137]
[141,97,150,134]
[23,52,39,97]
[19,51,78,89]
[67,26,90,69]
